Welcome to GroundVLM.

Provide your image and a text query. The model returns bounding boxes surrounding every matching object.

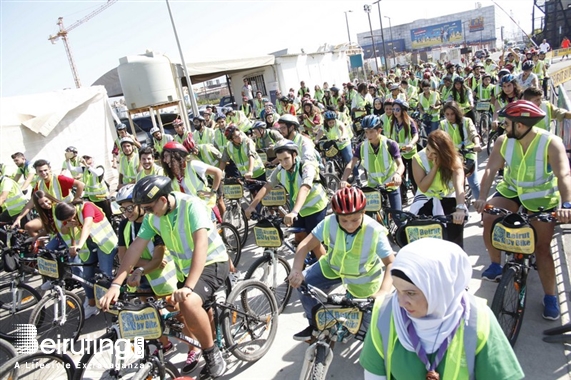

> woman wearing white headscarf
[360,238,523,380]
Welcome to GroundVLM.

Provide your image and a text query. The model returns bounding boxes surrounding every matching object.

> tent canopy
[93,55,275,98]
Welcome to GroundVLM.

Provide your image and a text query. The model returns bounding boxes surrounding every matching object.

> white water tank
[118,51,179,110]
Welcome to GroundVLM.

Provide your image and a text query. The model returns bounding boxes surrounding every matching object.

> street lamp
[384,15,394,67]
[344,10,353,44]
[363,4,380,73]
[372,0,389,75]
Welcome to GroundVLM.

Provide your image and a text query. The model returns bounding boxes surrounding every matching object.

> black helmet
[522,60,535,71]
[132,175,172,204]
[65,146,78,154]
[453,76,465,84]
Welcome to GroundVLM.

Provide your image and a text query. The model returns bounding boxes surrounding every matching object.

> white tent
[0,86,117,186]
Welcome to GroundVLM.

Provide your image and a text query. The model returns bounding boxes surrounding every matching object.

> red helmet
[183,133,196,152]
[331,188,367,215]
[498,100,546,127]
[224,124,239,140]
[163,141,189,156]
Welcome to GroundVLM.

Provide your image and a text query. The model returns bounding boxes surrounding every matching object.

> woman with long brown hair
[301,100,322,138]
[410,130,467,247]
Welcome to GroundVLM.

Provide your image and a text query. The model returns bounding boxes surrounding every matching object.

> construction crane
[48,0,118,88]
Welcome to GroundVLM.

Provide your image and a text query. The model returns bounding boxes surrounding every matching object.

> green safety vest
[497,129,559,211]
[453,91,471,113]
[353,93,370,119]
[325,120,350,150]
[319,214,386,298]
[173,131,190,144]
[535,101,553,132]
[440,85,452,103]
[240,103,252,117]
[181,162,215,208]
[153,137,170,155]
[476,84,492,101]
[533,60,545,80]
[213,129,226,151]
[419,91,440,121]
[38,175,73,202]
[439,119,476,160]
[0,176,27,216]
[413,150,454,199]
[369,294,490,380]
[136,164,164,181]
[194,127,215,145]
[470,76,481,92]
[360,137,398,188]
[229,111,253,132]
[196,144,220,167]
[380,114,391,137]
[82,168,109,202]
[292,133,321,167]
[406,87,419,108]
[388,122,417,159]
[331,96,340,108]
[119,154,139,184]
[226,141,265,178]
[276,159,327,217]
[123,221,177,296]
[146,192,227,280]
[55,203,117,261]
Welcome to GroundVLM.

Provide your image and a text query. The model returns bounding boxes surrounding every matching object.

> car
[219,95,237,109]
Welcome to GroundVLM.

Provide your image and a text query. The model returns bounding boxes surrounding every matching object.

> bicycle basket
[2,250,20,273]
[261,185,287,207]
[253,218,284,247]
[361,187,382,212]
[476,101,491,112]
[94,283,119,315]
[395,219,447,247]
[312,304,363,335]
[491,214,536,254]
[118,303,164,341]
[223,178,244,200]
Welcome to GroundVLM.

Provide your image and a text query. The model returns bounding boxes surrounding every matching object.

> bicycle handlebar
[483,204,558,223]
[299,281,373,311]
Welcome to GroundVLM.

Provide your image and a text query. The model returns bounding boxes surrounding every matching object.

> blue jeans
[299,263,342,327]
[339,142,359,179]
[386,188,403,227]
[428,120,439,134]
[467,156,480,201]
[71,239,116,300]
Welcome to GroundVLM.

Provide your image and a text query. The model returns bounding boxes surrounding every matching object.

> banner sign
[411,20,463,49]
[469,16,484,32]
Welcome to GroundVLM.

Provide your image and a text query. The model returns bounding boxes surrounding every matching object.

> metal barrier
[555,85,571,151]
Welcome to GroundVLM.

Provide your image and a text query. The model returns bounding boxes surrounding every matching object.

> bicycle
[0,337,16,365]
[0,232,42,342]
[487,122,504,156]
[475,101,492,146]
[390,210,461,248]
[76,279,279,379]
[298,282,373,380]
[0,351,76,380]
[357,184,398,244]
[410,111,430,150]
[483,204,557,347]
[247,211,297,313]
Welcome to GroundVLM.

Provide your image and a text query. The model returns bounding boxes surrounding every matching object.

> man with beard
[136,147,164,181]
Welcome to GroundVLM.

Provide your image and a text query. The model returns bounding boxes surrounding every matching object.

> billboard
[410,20,463,49]
[469,16,484,32]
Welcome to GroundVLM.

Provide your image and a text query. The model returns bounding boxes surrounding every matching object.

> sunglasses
[393,107,402,112]
[119,205,136,214]
[141,201,157,213]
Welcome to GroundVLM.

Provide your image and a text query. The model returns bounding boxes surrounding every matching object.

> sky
[0,0,537,98]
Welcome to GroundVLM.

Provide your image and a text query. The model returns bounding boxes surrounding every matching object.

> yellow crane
[48,0,118,88]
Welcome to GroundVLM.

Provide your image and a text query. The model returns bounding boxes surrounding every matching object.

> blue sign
[411,20,463,49]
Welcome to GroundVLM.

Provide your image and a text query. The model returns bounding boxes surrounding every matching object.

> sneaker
[152,341,174,356]
[481,263,503,282]
[543,295,560,321]
[181,349,202,374]
[84,304,100,319]
[293,325,317,341]
[40,281,53,291]
[201,346,226,378]
[228,271,242,286]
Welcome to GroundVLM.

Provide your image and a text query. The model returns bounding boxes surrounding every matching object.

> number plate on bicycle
[118,306,163,340]
[404,223,444,243]
[253,225,283,247]
[314,306,363,335]
[476,101,491,111]
[491,222,535,254]
[325,146,339,158]
[223,183,243,200]
[94,284,118,315]
[37,257,59,278]
[261,186,287,207]
[363,190,382,212]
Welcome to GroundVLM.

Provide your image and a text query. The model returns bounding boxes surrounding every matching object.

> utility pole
[364,4,380,74]
[373,0,389,75]
[344,10,353,44]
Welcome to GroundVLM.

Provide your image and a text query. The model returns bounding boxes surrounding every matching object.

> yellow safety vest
[388,121,417,159]
[82,168,109,202]
[535,101,553,132]
[0,176,27,216]
[226,141,265,178]
[119,154,139,184]
[194,127,215,145]
[38,175,73,202]
[439,119,476,160]
[413,150,454,199]
[173,131,190,144]
[276,159,327,217]
[136,164,164,181]
[324,120,350,150]
[419,91,440,121]
[360,137,398,188]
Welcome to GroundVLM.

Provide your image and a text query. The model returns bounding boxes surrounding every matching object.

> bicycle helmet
[273,139,299,156]
[224,124,239,140]
[163,141,189,156]
[115,184,135,204]
[331,187,367,215]
[120,137,134,146]
[330,86,340,93]
[498,99,545,127]
[500,74,515,85]
[383,98,394,105]
[65,146,78,154]
[482,73,492,80]
[150,126,160,135]
[279,96,290,103]
[522,60,535,71]
[183,134,196,152]
[323,111,337,121]
[215,114,226,121]
[172,118,183,127]
[278,114,300,128]
[132,175,172,204]
[497,68,510,77]
[116,123,127,131]
[224,107,235,115]
[393,99,409,111]
[252,121,267,130]
[361,115,382,129]
[453,76,464,84]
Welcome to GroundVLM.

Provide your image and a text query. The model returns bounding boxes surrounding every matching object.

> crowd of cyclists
[1,44,571,378]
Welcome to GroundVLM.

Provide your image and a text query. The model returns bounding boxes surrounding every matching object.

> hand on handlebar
[245,206,254,220]
[473,199,486,214]
[284,212,297,226]
[473,145,483,153]
[391,173,403,187]
[452,210,467,225]
[556,208,571,224]
[99,286,120,311]
[340,180,349,189]
[288,269,305,288]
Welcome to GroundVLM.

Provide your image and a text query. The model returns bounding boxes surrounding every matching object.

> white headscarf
[391,238,472,353]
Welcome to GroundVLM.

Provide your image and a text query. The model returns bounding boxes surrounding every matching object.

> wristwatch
[562,202,571,209]
[455,204,468,212]
[135,267,144,275]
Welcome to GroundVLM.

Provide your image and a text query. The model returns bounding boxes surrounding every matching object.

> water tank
[118,51,179,110]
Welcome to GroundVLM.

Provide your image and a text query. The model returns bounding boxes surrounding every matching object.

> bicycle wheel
[479,115,489,146]
[0,352,75,380]
[310,344,330,380]
[379,209,398,244]
[245,254,292,313]
[0,338,16,364]
[223,203,249,247]
[219,222,242,268]
[0,282,41,341]
[29,290,84,350]
[487,130,499,156]
[131,358,180,380]
[490,265,527,347]
[74,330,143,380]
[221,279,279,362]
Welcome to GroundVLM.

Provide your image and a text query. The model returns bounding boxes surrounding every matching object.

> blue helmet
[361,115,382,129]
[323,111,337,121]
[393,99,409,111]
[500,74,515,85]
